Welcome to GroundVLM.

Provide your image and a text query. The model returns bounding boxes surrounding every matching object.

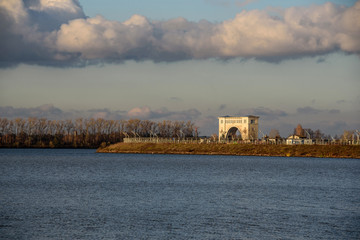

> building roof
[287,134,308,139]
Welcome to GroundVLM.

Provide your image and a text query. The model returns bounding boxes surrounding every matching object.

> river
[0,149,359,239]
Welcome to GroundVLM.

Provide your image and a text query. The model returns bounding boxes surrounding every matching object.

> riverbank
[97,143,360,159]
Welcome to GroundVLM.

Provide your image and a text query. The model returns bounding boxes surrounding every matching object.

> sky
[0,0,359,137]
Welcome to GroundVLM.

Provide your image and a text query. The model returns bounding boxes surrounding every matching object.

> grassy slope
[98,143,360,159]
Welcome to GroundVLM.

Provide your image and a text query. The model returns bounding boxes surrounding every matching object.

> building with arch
[218,115,259,141]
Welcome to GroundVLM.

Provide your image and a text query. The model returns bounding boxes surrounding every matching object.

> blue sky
[81,0,356,22]
[0,0,359,136]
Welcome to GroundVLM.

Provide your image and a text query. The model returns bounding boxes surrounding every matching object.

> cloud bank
[237,107,288,120]
[0,104,359,136]
[0,0,359,66]
[296,106,341,115]
[0,104,201,122]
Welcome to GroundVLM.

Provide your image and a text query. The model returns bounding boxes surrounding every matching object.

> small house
[286,135,313,145]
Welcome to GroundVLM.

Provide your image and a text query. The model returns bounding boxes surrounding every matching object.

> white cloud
[29,0,83,13]
[54,15,154,60]
[127,107,152,119]
[215,2,360,58]
[126,107,201,121]
[0,0,359,66]
[0,0,27,24]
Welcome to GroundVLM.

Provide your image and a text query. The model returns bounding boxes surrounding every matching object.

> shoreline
[97,143,360,159]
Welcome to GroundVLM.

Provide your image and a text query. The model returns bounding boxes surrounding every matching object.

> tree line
[0,118,198,148]
[268,124,358,142]
[268,124,331,140]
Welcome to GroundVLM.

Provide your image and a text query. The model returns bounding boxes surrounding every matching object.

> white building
[218,115,259,141]
[286,135,313,145]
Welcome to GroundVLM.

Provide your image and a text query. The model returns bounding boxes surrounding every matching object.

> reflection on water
[1,149,359,239]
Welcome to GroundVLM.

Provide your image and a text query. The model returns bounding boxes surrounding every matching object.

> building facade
[286,135,313,145]
[218,115,259,141]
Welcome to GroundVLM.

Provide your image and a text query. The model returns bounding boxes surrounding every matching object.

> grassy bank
[97,143,360,159]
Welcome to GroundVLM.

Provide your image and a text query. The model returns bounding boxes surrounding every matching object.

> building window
[251,120,255,124]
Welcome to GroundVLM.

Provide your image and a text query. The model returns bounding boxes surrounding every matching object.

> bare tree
[314,129,324,140]
[269,129,280,139]
[342,130,355,141]
[184,121,195,138]
[139,120,153,137]
[126,119,141,136]
[294,124,305,137]
[0,117,200,147]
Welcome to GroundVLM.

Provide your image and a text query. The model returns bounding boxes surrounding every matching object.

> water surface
[1,149,359,239]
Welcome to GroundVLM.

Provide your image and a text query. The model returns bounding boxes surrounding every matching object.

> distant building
[286,135,313,145]
[218,115,259,141]
[268,136,283,144]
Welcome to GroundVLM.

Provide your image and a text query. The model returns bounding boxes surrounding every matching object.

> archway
[218,116,259,141]
[226,127,242,141]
